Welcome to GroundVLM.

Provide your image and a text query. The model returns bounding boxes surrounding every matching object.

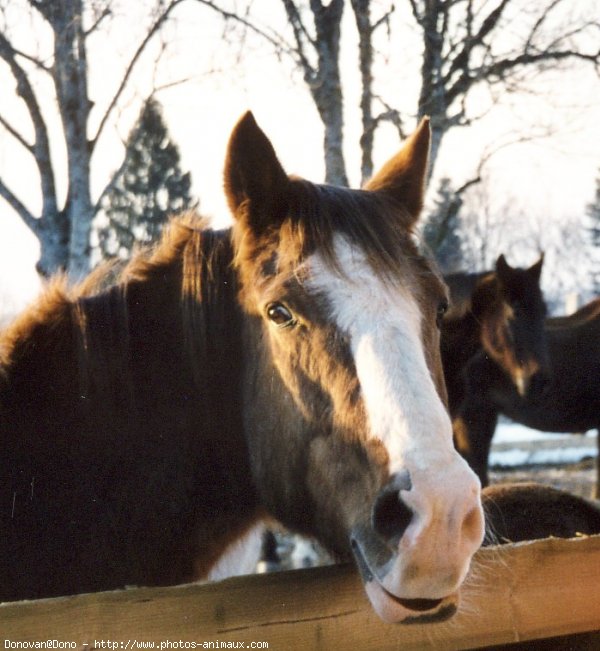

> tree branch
[0,30,57,217]
[446,44,600,107]
[455,174,482,197]
[523,0,564,53]
[0,113,34,153]
[372,98,405,139]
[90,0,185,152]
[482,48,600,80]
[372,5,395,34]
[0,178,39,235]
[281,0,317,80]
[94,151,129,216]
[9,45,52,74]
[442,0,511,87]
[194,0,295,57]
[84,4,112,37]
[407,0,423,27]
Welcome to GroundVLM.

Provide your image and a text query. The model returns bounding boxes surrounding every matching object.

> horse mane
[1,277,71,372]
[0,212,237,411]
[118,212,210,284]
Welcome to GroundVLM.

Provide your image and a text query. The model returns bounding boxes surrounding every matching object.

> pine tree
[586,170,600,293]
[96,98,194,261]
[422,177,463,273]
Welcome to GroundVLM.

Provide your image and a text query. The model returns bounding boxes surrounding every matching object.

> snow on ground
[490,421,596,468]
[494,422,596,444]
[491,445,597,467]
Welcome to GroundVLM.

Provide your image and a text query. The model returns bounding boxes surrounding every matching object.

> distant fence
[2,536,600,650]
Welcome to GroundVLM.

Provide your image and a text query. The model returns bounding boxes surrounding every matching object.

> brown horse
[447,258,600,493]
[482,483,600,545]
[0,113,484,623]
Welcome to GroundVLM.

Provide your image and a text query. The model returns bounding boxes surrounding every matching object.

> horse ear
[224,111,289,230]
[363,117,431,224]
[496,253,513,283]
[528,253,544,282]
[495,254,511,279]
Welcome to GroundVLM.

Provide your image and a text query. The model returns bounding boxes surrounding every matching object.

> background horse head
[441,254,548,416]
[471,254,548,396]
[0,113,484,623]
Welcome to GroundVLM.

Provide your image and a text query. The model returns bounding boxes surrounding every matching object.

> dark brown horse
[0,113,484,623]
[447,257,600,493]
[482,483,600,545]
[442,254,548,417]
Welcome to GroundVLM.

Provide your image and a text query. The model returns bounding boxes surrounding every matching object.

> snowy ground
[491,421,596,468]
[490,421,597,499]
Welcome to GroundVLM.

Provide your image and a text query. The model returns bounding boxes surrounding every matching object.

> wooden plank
[1,536,600,650]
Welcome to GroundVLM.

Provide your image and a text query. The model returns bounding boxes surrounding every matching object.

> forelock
[284,180,417,281]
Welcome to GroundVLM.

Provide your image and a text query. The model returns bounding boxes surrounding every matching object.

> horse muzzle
[513,357,545,396]
[350,527,460,624]
[349,465,483,623]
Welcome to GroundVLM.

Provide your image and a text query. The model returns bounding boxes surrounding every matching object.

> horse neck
[141,228,246,408]
[86,230,263,534]
[547,299,600,330]
[546,301,600,354]
[442,309,483,370]
[69,228,249,457]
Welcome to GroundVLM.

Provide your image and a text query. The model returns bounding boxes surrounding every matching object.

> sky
[1,0,599,315]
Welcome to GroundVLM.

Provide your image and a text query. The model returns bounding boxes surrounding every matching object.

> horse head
[224,112,484,624]
[474,253,549,395]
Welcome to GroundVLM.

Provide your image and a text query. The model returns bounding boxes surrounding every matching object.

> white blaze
[307,236,454,473]
[307,235,483,606]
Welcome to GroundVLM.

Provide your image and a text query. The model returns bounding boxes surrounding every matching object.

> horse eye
[436,300,449,327]
[266,302,296,327]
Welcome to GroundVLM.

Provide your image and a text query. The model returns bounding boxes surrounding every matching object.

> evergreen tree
[586,170,600,293]
[96,98,194,261]
[422,177,463,273]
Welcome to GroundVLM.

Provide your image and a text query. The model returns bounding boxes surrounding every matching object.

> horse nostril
[372,473,413,541]
[462,503,485,547]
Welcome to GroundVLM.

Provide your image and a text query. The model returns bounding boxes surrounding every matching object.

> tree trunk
[36,210,70,277]
[52,0,93,278]
[351,0,374,186]
[314,88,347,187]
[307,0,348,187]
[416,0,446,182]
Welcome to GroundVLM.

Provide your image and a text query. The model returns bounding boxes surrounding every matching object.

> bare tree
[196,0,398,186]
[524,211,595,309]
[349,0,397,184]
[586,169,600,293]
[410,0,600,177]
[196,0,600,187]
[457,175,514,271]
[0,0,184,277]
[282,0,347,186]
[196,0,348,186]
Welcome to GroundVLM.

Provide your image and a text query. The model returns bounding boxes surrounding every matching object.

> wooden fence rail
[2,535,600,650]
